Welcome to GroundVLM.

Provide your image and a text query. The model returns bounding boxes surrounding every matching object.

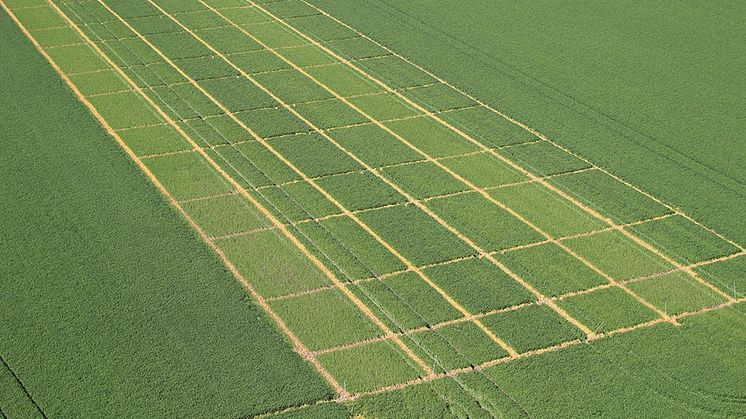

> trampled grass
[5,0,745,416]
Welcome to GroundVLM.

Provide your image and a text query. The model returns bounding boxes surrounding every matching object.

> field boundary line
[296,0,746,255]
[262,0,736,304]
[0,354,46,418]
[96,0,438,378]
[155,0,524,359]
[39,0,350,397]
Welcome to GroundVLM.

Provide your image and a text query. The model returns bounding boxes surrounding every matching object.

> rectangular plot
[234,106,309,138]
[356,55,436,89]
[102,38,163,67]
[102,0,160,19]
[381,161,466,199]
[348,92,421,121]
[69,69,129,96]
[441,152,526,189]
[317,341,422,393]
[229,49,291,73]
[171,10,227,30]
[442,106,537,148]
[325,36,388,60]
[216,142,300,187]
[259,181,338,222]
[30,26,81,47]
[280,44,336,67]
[90,90,162,129]
[481,305,583,352]
[180,118,231,147]
[627,271,727,315]
[263,0,320,19]
[564,230,674,280]
[292,98,368,129]
[151,83,223,118]
[429,193,545,252]
[147,31,211,59]
[241,21,307,48]
[252,68,333,103]
[194,26,262,54]
[200,76,276,111]
[490,182,607,237]
[501,243,607,297]
[13,5,66,30]
[628,215,739,265]
[329,125,422,167]
[305,63,382,97]
[202,114,254,143]
[126,62,185,87]
[297,216,406,280]
[217,5,271,25]
[270,288,381,351]
[550,169,671,224]
[315,171,406,212]
[695,255,746,298]
[215,228,329,297]
[127,14,184,35]
[423,258,535,314]
[558,287,659,333]
[144,151,233,200]
[181,193,268,237]
[385,116,478,158]
[172,56,237,80]
[268,133,362,178]
[48,44,109,74]
[152,0,205,14]
[358,206,476,266]
[408,322,508,372]
[289,14,357,41]
[406,83,477,112]
[503,141,590,177]
[117,124,190,156]
[354,272,462,331]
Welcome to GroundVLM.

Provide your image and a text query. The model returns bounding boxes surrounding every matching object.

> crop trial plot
[8,0,745,415]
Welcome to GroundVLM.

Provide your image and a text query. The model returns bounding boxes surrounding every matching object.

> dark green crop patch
[329,124,422,167]
[316,170,406,211]
[381,161,467,199]
[408,322,508,372]
[558,287,659,333]
[385,116,478,158]
[502,141,591,177]
[481,304,583,352]
[268,132,362,177]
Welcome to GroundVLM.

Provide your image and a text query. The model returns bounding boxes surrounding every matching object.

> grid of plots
[8,0,746,398]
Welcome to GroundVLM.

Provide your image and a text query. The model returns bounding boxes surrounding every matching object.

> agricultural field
[1,0,744,417]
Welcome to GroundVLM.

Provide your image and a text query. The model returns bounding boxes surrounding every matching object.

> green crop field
[1,0,744,417]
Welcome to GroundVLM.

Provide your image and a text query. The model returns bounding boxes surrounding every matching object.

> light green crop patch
[326,36,388,60]
[259,181,338,222]
[253,67,332,103]
[627,272,727,315]
[235,106,309,138]
[13,5,66,31]
[408,322,508,372]
[359,205,476,266]
[629,215,740,265]
[296,215,406,280]
[442,106,537,148]
[551,169,671,224]
[695,255,746,298]
[490,182,607,237]
[268,132,362,178]
[481,304,583,352]
[315,170,406,212]
[564,230,674,280]
[280,44,336,67]
[429,193,544,252]
[216,228,330,297]
[348,92,421,121]
[406,83,477,112]
[501,242,607,297]
[423,258,535,314]
[317,341,423,393]
[559,287,659,333]
[230,49,290,73]
[117,124,190,156]
[441,152,526,189]
[30,26,81,47]
[293,98,368,129]
[328,124,421,167]
[143,151,233,200]
[241,21,307,48]
[217,5,271,25]
[181,193,268,237]
[47,44,109,74]
[385,116,478,158]
[354,272,462,331]
[289,14,358,42]
[503,141,590,177]
[270,288,381,351]
[69,69,129,96]
[356,55,436,89]
[90,90,162,129]
[305,63,382,97]
[381,161,466,199]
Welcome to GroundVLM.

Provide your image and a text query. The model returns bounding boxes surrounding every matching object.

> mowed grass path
[4,0,746,416]
[0,4,332,416]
